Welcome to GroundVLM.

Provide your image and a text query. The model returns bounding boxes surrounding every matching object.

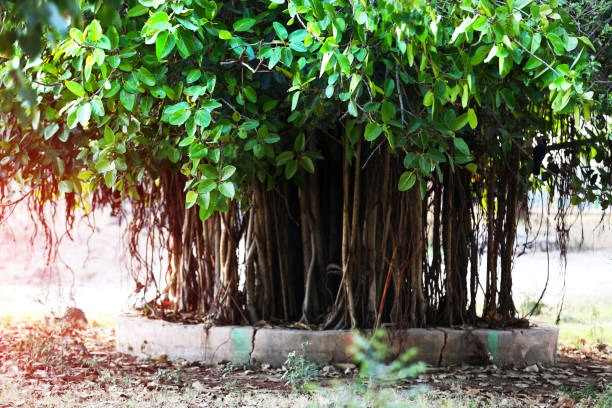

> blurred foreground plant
[307,329,427,407]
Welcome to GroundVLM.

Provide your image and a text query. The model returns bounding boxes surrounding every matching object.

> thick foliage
[0,0,604,213]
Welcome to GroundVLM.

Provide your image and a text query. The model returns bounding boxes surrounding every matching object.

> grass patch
[519,297,612,346]
[562,385,612,408]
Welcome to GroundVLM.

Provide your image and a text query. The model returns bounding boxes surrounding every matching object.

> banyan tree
[0,0,610,329]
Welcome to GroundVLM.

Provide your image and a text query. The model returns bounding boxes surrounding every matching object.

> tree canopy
[0,0,609,329]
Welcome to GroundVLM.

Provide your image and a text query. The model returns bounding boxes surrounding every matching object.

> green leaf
[179,135,194,147]
[452,113,469,131]
[103,126,115,143]
[201,99,222,111]
[103,170,117,188]
[349,74,361,93]
[288,29,308,43]
[220,165,236,181]
[467,108,477,129]
[381,101,396,123]
[145,11,171,32]
[384,79,395,97]
[67,110,78,129]
[514,0,533,9]
[273,22,288,40]
[107,55,121,68]
[77,102,91,126]
[470,45,489,65]
[198,180,217,195]
[423,90,434,107]
[578,36,595,51]
[565,36,578,52]
[552,89,572,112]
[530,33,541,53]
[276,151,294,166]
[268,47,282,68]
[403,152,418,169]
[547,33,565,55]
[137,67,156,86]
[84,55,94,81]
[90,97,104,117]
[461,84,469,108]
[450,16,474,43]
[243,86,257,103]
[398,171,416,192]
[174,30,191,58]
[127,5,148,17]
[218,30,232,40]
[300,156,315,174]
[85,20,103,42]
[140,0,166,8]
[240,119,260,132]
[285,160,298,179]
[190,144,207,160]
[453,137,470,156]
[347,100,357,117]
[364,123,383,142]
[198,190,211,211]
[195,108,212,128]
[43,123,60,140]
[502,35,514,50]
[185,85,207,99]
[65,81,86,97]
[186,69,202,84]
[178,17,199,31]
[294,133,305,151]
[291,91,300,111]
[162,102,192,126]
[155,31,175,60]
[96,35,111,50]
[233,18,256,32]
[218,182,235,199]
[199,194,217,220]
[336,53,350,75]
[319,52,332,77]
[524,56,542,70]
[119,90,136,112]
[185,190,198,209]
[484,45,497,63]
[202,165,218,179]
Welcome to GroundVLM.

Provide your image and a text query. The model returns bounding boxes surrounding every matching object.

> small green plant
[153,367,184,386]
[98,369,115,386]
[310,330,427,407]
[221,362,238,375]
[83,357,100,368]
[351,330,427,387]
[281,342,319,392]
[221,361,252,375]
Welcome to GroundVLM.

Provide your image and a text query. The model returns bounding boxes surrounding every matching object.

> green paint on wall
[230,327,253,364]
[486,331,499,361]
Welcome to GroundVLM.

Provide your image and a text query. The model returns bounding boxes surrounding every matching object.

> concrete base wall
[116,315,558,368]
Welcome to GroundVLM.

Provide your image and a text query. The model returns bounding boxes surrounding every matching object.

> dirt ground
[0,320,610,408]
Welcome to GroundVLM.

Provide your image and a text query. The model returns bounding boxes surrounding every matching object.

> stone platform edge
[115,314,558,368]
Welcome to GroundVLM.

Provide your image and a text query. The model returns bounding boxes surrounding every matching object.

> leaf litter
[0,315,609,407]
